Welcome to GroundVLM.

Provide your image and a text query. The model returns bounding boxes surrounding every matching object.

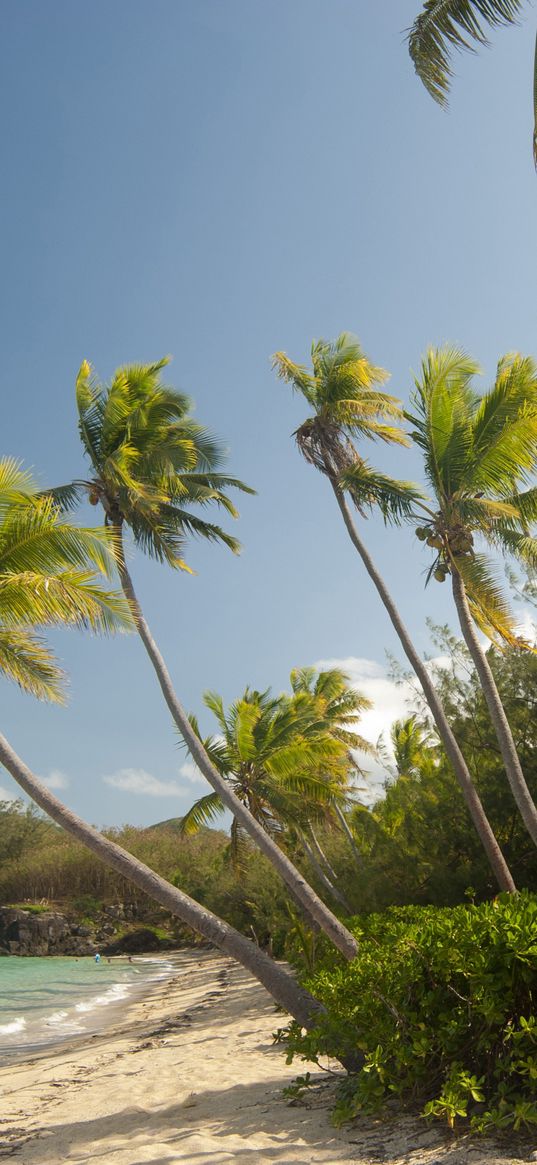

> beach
[0,950,528,1165]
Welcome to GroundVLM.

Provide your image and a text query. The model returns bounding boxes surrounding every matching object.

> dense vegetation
[282,894,537,1133]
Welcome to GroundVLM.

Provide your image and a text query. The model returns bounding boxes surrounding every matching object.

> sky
[1,0,536,826]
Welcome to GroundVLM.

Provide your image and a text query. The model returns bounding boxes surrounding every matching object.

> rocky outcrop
[0,907,97,956]
[0,904,174,956]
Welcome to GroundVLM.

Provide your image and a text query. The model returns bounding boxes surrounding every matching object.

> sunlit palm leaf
[340,462,424,524]
[177,792,224,835]
[0,627,65,703]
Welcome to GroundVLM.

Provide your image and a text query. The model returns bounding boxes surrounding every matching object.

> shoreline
[0,952,183,1065]
[0,949,527,1165]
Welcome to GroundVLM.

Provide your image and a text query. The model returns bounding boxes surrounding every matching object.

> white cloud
[179,760,205,786]
[513,606,537,645]
[314,656,414,750]
[40,770,70,791]
[102,768,184,798]
[0,785,18,804]
[313,655,419,798]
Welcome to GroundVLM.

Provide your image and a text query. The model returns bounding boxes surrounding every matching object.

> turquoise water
[0,955,174,1058]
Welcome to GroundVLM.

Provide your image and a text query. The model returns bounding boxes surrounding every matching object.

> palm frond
[0,627,66,703]
[455,554,523,646]
[0,501,120,580]
[271,352,317,405]
[0,459,37,512]
[408,0,525,106]
[340,461,424,524]
[491,528,537,570]
[408,346,480,498]
[39,482,89,514]
[0,570,133,634]
[177,792,225,835]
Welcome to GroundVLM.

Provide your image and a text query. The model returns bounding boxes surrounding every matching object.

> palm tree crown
[55,358,253,568]
[179,668,371,855]
[273,332,422,522]
[0,458,132,702]
[407,346,537,645]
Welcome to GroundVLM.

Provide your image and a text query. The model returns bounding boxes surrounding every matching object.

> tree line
[2,334,537,1034]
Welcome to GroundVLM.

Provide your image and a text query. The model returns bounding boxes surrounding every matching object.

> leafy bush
[281,894,537,1133]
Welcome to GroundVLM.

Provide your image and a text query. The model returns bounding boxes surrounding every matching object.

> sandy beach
[0,950,529,1165]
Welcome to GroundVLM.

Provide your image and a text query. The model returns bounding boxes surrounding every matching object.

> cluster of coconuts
[415,524,474,583]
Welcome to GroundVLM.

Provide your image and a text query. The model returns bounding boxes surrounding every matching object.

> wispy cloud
[102,768,185,797]
[179,760,205,786]
[40,770,70,790]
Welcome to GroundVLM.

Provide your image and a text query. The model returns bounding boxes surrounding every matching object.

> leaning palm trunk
[451,568,537,848]
[298,829,352,912]
[329,482,516,894]
[0,730,323,1028]
[114,530,359,960]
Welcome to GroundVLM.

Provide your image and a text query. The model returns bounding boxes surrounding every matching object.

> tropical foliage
[0,457,131,701]
[282,893,537,1132]
[54,358,253,566]
[407,346,537,646]
[179,667,372,861]
[54,358,360,961]
[274,332,516,894]
[406,347,537,849]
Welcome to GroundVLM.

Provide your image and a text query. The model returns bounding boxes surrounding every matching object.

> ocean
[0,954,175,1059]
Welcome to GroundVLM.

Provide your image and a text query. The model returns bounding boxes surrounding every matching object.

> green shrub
[281,893,537,1133]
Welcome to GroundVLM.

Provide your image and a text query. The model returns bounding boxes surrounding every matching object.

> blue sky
[1,1,536,825]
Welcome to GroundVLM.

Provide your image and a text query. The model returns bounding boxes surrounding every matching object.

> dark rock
[103,928,166,955]
[0,907,95,956]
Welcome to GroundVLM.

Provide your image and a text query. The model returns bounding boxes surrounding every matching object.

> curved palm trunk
[299,829,352,911]
[0,730,322,1028]
[329,483,516,894]
[334,803,363,868]
[114,531,359,960]
[308,823,339,881]
[451,568,537,848]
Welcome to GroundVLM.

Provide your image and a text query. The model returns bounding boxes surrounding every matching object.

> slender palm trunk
[114,529,358,960]
[308,823,339,881]
[0,730,323,1028]
[451,568,537,848]
[298,830,352,911]
[334,803,363,867]
[329,482,516,894]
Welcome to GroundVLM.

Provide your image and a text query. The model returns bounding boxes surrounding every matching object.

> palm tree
[407,345,537,847]
[273,332,516,893]
[289,665,375,866]
[179,673,362,911]
[406,1,536,164]
[179,676,357,841]
[56,358,358,959]
[0,461,325,1029]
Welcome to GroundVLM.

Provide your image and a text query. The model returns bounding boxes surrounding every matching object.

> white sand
[0,950,529,1165]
